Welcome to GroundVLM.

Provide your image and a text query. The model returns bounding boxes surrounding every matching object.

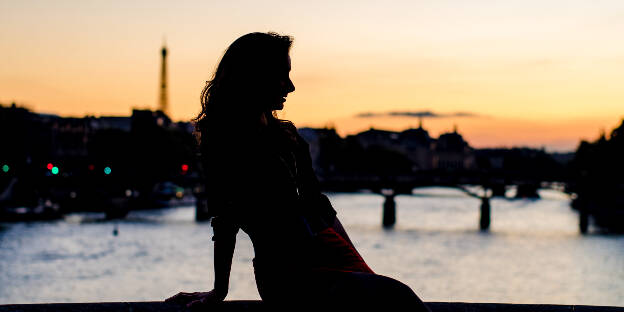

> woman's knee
[371,274,416,298]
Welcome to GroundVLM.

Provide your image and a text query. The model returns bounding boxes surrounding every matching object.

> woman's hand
[165,289,226,308]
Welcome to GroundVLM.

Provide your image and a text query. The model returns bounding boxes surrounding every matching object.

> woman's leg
[256,267,429,311]
[322,271,431,312]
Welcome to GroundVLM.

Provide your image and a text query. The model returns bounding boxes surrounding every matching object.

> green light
[2,165,8,173]
[104,167,111,175]
[51,166,59,175]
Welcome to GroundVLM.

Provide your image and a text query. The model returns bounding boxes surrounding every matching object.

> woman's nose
[286,78,295,93]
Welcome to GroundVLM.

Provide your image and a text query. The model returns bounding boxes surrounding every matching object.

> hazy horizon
[2,0,623,152]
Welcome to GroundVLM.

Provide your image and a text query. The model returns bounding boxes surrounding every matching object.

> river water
[1,187,623,306]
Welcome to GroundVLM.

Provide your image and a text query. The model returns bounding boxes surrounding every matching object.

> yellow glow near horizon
[1,1,623,151]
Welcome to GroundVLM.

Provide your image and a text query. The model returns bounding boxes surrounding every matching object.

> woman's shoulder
[274,119,305,146]
[276,119,297,133]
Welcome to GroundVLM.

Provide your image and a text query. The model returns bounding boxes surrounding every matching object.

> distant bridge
[316,174,570,231]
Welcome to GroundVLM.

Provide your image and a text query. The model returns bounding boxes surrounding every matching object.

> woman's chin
[271,103,284,111]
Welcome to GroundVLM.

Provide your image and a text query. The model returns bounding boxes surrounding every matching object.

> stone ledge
[1,301,623,312]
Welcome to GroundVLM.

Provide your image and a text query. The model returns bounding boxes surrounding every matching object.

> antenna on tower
[158,39,169,116]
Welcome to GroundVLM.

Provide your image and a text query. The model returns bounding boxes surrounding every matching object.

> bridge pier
[579,202,589,234]
[195,195,211,222]
[480,197,490,231]
[382,194,396,228]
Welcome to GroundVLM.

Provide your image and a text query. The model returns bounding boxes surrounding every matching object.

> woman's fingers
[165,292,197,303]
[186,293,220,310]
[166,290,223,308]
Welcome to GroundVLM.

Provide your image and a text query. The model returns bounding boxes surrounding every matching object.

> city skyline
[2,0,624,151]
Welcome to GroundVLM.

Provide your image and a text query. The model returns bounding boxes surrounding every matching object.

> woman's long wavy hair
[195,32,294,150]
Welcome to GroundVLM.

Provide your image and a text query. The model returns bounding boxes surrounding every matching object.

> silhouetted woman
[166,32,430,311]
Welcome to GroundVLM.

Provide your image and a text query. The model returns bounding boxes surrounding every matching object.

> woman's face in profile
[260,55,295,111]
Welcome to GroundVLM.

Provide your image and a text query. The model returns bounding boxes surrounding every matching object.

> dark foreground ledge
[1,301,623,312]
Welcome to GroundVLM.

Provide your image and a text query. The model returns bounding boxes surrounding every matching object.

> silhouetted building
[353,128,400,150]
[398,123,434,171]
[299,127,343,177]
[131,109,171,132]
[49,117,91,158]
[433,126,475,170]
[91,116,132,132]
[298,128,322,168]
[175,121,195,135]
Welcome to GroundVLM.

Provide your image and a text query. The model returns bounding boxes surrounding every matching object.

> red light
[181,164,189,172]
[88,164,95,171]
[47,163,54,170]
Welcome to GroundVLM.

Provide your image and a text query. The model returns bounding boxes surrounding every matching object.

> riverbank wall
[1,301,623,312]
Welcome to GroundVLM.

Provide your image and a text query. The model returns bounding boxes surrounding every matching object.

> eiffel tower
[158,43,168,116]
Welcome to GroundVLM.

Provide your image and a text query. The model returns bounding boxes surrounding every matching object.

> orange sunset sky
[1,0,623,151]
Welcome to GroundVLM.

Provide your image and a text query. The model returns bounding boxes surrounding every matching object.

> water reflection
[0,190,622,306]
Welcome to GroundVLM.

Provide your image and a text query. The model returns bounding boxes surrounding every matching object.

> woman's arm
[206,216,239,302]
[212,234,236,298]
[165,218,238,307]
